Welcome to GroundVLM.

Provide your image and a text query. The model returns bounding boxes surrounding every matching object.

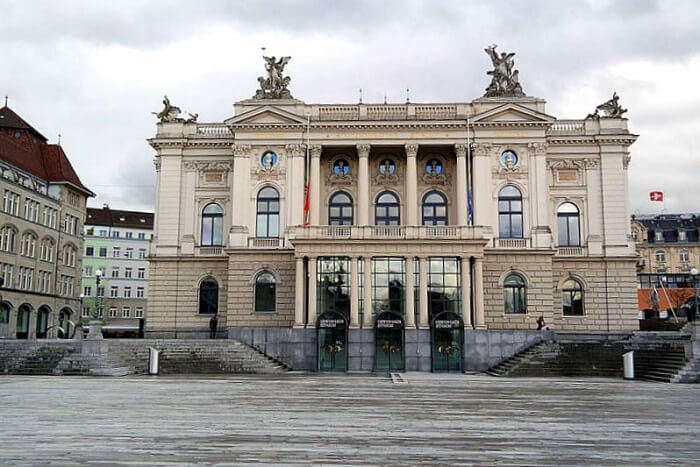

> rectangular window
[137,287,144,298]
[0,263,14,289]
[97,307,104,318]
[111,267,119,278]
[3,190,20,216]
[135,307,144,318]
[371,257,406,318]
[125,232,133,239]
[82,307,90,318]
[109,307,118,318]
[138,233,145,240]
[112,231,120,238]
[110,286,118,297]
[85,246,94,256]
[113,247,120,258]
[125,248,133,259]
[137,268,146,279]
[99,247,107,257]
[122,307,130,318]
[84,266,92,277]
[124,268,132,278]
[427,257,461,319]
[138,249,147,259]
[99,230,107,237]
[84,286,92,296]
[97,286,105,297]
[123,287,131,298]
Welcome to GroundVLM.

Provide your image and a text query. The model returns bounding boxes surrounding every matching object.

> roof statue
[254,55,293,99]
[483,44,525,98]
[586,92,628,119]
[152,95,197,123]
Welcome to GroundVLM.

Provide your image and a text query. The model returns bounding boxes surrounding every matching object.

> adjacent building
[81,206,153,334]
[0,105,93,339]
[147,48,639,371]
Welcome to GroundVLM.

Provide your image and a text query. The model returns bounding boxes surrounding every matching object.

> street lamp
[86,269,104,340]
[691,268,699,323]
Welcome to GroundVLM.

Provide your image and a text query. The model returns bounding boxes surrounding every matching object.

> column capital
[232,143,252,158]
[404,143,418,158]
[454,143,468,158]
[310,145,322,159]
[356,143,371,158]
[285,144,306,158]
[527,141,548,156]
[471,142,493,157]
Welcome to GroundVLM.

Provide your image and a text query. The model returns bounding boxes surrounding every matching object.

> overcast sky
[1,0,699,214]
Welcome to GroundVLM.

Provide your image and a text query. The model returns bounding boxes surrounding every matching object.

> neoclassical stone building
[147,48,638,371]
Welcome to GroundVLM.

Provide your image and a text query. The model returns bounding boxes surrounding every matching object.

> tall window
[498,186,523,238]
[375,191,400,225]
[503,273,526,314]
[557,203,580,246]
[254,272,276,313]
[680,250,690,262]
[329,191,353,225]
[371,257,405,318]
[317,257,350,318]
[422,191,447,226]
[562,279,584,316]
[655,250,666,262]
[256,187,280,238]
[427,258,461,319]
[0,226,16,252]
[201,203,223,246]
[199,278,219,314]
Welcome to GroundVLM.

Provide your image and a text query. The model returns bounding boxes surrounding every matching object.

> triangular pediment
[225,106,306,125]
[471,103,555,123]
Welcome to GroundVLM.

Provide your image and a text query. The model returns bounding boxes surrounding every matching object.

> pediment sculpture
[483,45,525,97]
[586,92,627,119]
[254,55,293,100]
[152,95,198,123]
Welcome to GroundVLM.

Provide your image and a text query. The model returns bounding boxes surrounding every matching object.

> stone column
[472,143,493,228]
[405,143,418,225]
[294,257,305,328]
[308,256,318,325]
[529,142,550,248]
[455,144,468,226]
[350,256,360,328]
[460,256,472,328]
[473,257,486,329]
[363,256,373,327]
[418,256,429,328]
[405,256,416,328]
[310,145,322,225]
[357,144,371,225]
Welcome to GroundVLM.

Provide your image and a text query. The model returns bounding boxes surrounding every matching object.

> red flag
[649,191,663,202]
[302,183,310,225]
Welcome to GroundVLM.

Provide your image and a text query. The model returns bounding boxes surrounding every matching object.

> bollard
[623,351,634,380]
[149,347,159,375]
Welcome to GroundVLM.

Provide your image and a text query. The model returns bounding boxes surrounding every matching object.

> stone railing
[248,237,284,249]
[366,105,407,120]
[195,124,232,138]
[414,104,457,120]
[318,106,359,121]
[547,120,585,136]
[492,237,530,249]
[196,246,224,256]
[289,225,490,241]
[557,246,586,256]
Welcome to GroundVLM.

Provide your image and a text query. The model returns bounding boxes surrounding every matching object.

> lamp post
[86,269,104,340]
[691,268,699,323]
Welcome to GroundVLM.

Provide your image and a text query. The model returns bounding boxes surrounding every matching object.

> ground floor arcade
[0,290,79,340]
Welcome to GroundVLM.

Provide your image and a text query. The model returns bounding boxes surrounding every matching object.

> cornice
[471,121,549,129]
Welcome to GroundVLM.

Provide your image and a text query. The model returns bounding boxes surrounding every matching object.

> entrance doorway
[16,304,31,339]
[431,311,464,372]
[317,310,348,372]
[374,311,405,372]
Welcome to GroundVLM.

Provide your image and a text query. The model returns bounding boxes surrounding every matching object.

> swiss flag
[650,191,664,202]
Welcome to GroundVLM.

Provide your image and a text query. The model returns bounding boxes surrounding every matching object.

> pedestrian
[536,315,546,330]
[209,314,218,339]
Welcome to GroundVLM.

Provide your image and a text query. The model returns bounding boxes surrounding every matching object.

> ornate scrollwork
[356,144,371,159]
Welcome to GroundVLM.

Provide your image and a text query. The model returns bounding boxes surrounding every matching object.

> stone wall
[147,257,229,338]
[227,250,295,327]
[464,329,544,371]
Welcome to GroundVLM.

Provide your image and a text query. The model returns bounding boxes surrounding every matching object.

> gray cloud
[1,0,699,213]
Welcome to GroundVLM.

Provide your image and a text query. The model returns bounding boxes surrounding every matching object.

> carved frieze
[183,160,233,172]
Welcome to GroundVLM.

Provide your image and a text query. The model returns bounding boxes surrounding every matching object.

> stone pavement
[0,373,698,465]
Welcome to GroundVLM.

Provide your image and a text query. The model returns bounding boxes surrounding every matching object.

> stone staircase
[672,358,700,383]
[633,349,688,383]
[8,346,76,375]
[485,342,550,376]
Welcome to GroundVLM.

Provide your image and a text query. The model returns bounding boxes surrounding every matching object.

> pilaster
[350,256,360,328]
[405,143,418,225]
[460,256,472,329]
[405,256,416,328]
[418,256,429,328]
[362,256,372,327]
[357,144,371,226]
[473,257,486,329]
[471,143,494,230]
[455,143,468,226]
[308,256,318,325]
[310,145,322,225]
[294,256,305,328]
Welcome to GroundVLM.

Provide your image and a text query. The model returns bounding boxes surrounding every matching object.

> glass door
[431,311,464,372]
[317,311,348,372]
[374,311,405,372]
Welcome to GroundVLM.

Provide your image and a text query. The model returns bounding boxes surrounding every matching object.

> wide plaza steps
[8,345,76,375]
[634,349,689,383]
[485,342,550,376]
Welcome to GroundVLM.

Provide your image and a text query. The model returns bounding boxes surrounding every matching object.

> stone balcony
[288,225,491,242]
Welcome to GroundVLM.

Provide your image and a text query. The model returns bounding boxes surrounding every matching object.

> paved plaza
[1,374,699,465]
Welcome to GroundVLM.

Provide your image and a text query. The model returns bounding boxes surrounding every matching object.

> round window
[426,159,443,174]
[261,151,278,168]
[500,150,518,167]
[333,159,350,175]
[379,159,396,174]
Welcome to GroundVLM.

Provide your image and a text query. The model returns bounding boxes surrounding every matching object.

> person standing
[209,314,218,339]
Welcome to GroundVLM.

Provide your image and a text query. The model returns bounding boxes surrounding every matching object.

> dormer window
[679,230,687,241]
[654,231,663,242]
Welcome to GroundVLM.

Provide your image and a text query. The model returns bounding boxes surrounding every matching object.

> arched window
[655,250,666,262]
[0,302,11,324]
[254,272,276,313]
[329,191,353,225]
[498,186,523,238]
[40,238,54,262]
[201,203,223,246]
[375,191,400,225]
[256,187,280,238]
[0,226,16,252]
[562,279,584,316]
[557,203,580,246]
[422,191,448,226]
[199,278,219,315]
[503,274,526,314]
[20,233,36,257]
